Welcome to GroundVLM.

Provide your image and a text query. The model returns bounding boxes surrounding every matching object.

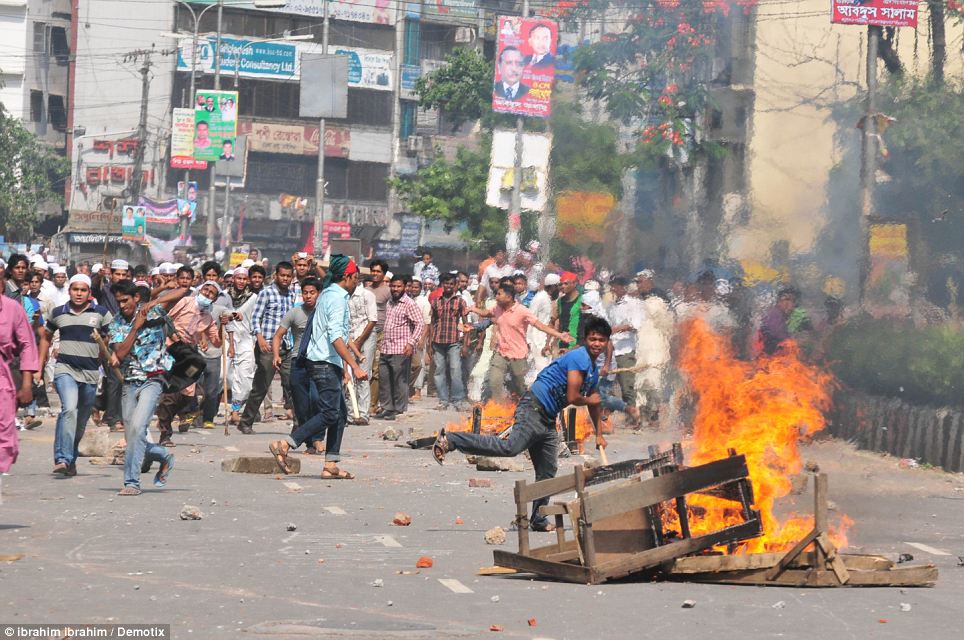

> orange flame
[674,318,851,553]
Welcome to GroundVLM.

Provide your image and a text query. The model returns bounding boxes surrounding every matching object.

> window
[324,159,348,200]
[49,27,69,64]
[180,75,302,120]
[419,24,458,61]
[246,152,317,195]
[400,101,417,140]
[30,91,44,122]
[33,23,47,53]
[329,20,395,51]
[347,162,389,201]
[48,95,67,131]
[329,89,392,128]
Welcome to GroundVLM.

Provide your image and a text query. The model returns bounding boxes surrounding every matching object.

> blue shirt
[305,283,351,368]
[108,304,173,383]
[530,346,600,418]
[251,283,297,349]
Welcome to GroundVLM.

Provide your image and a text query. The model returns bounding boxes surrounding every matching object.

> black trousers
[378,353,411,415]
[240,347,291,429]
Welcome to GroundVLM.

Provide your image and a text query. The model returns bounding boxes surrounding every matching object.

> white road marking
[438,578,474,594]
[282,532,300,544]
[904,542,951,556]
[283,482,303,492]
[374,535,402,548]
[324,506,346,515]
[225,446,239,452]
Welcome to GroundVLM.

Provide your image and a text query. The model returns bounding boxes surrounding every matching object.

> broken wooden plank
[492,550,592,584]
[669,552,896,575]
[517,472,578,505]
[478,566,518,576]
[581,455,750,524]
[816,533,850,585]
[765,529,819,581]
[673,564,938,587]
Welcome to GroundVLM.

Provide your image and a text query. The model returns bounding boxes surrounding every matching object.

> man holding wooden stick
[37,274,113,477]
[432,316,612,532]
[269,256,368,480]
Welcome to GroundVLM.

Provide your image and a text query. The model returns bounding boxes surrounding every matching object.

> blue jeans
[290,357,320,442]
[53,374,98,465]
[122,379,170,488]
[599,377,626,412]
[447,393,559,530]
[432,343,465,404]
[285,361,346,463]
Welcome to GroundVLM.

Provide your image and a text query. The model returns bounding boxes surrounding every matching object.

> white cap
[33,259,49,270]
[52,266,67,275]
[158,262,176,275]
[636,269,655,279]
[172,262,183,270]
[224,269,235,277]
[92,263,104,274]
[134,279,151,289]
[150,267,160,276]
[240,259,255,269]
[215,250,225,261]
[543,273,561,286]
[68,274,92,288]
[233,267,248,277]
[385,271,393,280]
[200,281,222,294]
[296,252,309,259]
[111,259,129,271]
[46,255,58,264]
[584,280,600,292]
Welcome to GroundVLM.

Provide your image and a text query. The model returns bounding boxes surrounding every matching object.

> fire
[446,399,596,441]
[673,318,852,553]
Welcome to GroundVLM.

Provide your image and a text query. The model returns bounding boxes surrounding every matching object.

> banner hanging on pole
[194,90,239,162]
[491,16,557,118]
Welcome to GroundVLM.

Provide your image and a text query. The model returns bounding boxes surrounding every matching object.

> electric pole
[206,0,224,257]
[858,25,880,304]
[507,0,530,260]
[128,49,154,203]
[312,0,330,258]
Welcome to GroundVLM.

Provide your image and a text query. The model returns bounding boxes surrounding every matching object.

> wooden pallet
[493,451,763,584]
[665,474,938,587]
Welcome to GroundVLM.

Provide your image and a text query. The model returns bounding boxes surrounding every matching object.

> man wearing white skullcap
[46,266,70,308]
[91,263,103,274]
[36,269,112,476]
[525,272,562,383]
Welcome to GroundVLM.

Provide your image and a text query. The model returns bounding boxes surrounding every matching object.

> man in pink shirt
[0,273,40,477]
[471,282,571,401]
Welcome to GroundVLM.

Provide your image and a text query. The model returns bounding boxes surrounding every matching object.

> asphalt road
[2,397,963,640]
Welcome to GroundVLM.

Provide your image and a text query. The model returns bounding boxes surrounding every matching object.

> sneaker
[203,421,216,429]
[374,411,396,421]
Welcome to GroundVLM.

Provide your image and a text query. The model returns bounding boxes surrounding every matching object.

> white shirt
[414,294,432,325]
[349,285,377,340]
[605,295,643,356]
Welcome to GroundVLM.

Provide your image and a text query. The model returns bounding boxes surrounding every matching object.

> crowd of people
[0,241,831,499]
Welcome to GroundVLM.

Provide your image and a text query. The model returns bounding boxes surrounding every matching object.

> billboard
[485,129,551,212]
[194,90,238,162]
[170,108,208,170]
[177,37,315,81]
[121,205,147,242]
[831,0,919,28]
[333,47,394,91]
[492,16,557,119]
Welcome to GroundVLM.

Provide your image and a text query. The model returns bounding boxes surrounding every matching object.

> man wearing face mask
[153,275,223,446]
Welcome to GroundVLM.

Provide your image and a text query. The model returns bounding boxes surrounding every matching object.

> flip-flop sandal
[154,455,175,488]
[531,522,556,533]
[160,439,176,448]
[321,467,354,480]
[268,442,292,474]
[432,430,448,466]
[304,448,325,455]
[118,486,142,496]
[52,462,68,475]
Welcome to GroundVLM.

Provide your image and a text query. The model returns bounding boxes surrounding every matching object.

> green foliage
[389,136,507,247]
[414,48,493,132]
[548,101,628,198]
[0,103,68,241]
[827,316,964,407]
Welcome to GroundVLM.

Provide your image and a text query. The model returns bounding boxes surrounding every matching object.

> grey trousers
[614,353,636,407]
[488,352,529,401]
[378,353,411,415]
[240,347,291,429]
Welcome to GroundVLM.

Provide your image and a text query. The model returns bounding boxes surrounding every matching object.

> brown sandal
[321,466,354,480]
[268,441,292,474]
[118,486,142,496]
[432,430,448,466]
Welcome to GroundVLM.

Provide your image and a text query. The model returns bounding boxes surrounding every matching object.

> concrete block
[77,426,110,457]
[476,456,525,472]
[221,456,301,474]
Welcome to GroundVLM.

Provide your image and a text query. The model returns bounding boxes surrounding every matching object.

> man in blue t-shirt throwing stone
[433,316,612,532]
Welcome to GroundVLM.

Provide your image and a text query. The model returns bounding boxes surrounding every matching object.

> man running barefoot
[432,316,612,532]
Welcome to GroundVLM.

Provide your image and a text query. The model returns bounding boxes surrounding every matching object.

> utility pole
[312,0,330,257]
[206,0,224,257]
[507,0,529,259]
[858,25,880,303]
[129,50,153,202]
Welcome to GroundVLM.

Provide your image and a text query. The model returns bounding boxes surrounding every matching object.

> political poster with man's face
[194,90,238,161]
[492,17,557,119]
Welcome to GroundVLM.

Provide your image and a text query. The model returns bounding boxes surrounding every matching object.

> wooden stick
[221,326,230,436]
[345,371,360,421]
[597,444,610,465]
[90,330,123,382]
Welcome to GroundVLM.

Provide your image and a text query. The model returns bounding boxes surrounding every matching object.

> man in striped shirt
[37,274,113,476]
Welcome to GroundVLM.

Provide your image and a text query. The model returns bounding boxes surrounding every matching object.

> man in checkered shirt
[238,261,297,434]
[374,275,424,420]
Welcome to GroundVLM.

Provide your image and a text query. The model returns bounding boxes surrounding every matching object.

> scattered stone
[804,461,820,473]
[381,427,402,441]
[490,595,500,603]
[392,512,412,526]
[134,585,140,591]
[286,523,297,532]
[387,601,393,607]
[77,426,110,457]
[772,601,786,609]
[489,625,503,632]
[476,457,524,472]
[681,600,696,609]
[827,500,838,512]
[484,527,507,545]
[179,505,203,521]
[465,455,478,464]
[416,556,433,569]
[371,579,384,587]
[221,456,301,474]
[527,618,537,627]
[899,603,912,612]
[468,478,493,488]
[455,517,464,525]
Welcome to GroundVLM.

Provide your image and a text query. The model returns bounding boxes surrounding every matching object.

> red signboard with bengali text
[492,16,557,119]
[831,0,919,28]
